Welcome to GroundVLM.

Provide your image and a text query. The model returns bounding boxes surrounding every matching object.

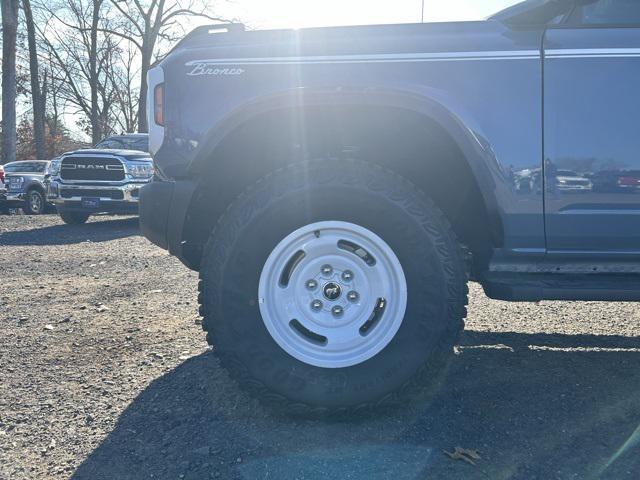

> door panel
[544,27,640,253]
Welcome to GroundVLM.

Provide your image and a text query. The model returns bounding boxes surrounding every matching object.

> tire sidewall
[26,190,44,215]
[201,160,464,408]
[59,210,90,225]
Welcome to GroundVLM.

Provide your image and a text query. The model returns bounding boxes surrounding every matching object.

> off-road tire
[59,210,90,225]
[198,159,468,414]
[24,189,45,215]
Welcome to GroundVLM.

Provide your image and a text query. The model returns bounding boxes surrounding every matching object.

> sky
[218,0,521,29]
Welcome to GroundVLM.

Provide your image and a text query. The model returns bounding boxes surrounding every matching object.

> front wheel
[59,210,90,225]
[199,160,467,412]
[24,189,45,215]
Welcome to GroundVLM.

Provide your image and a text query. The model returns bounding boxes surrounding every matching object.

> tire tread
[199,159,468,416]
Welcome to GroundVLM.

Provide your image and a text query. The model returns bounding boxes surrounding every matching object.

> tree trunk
[23,0,46,159]
[89,0,103,144]
[137,45,152,133]
[1,0,19,164]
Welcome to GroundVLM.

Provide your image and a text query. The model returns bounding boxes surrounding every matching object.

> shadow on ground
[72,331,640,480]
[0,217,139,246]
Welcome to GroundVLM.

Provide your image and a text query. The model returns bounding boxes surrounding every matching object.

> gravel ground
[1,214,639,480]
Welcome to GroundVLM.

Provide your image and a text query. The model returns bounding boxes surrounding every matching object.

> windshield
[4,162,48,174]
[490,0,574,24]
[95,136,149,152]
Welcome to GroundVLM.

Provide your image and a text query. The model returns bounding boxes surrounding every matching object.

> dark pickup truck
[140,0,640,411]
[3,160,51,215]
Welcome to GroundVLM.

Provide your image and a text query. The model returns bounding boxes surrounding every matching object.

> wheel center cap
[322,282,342,301]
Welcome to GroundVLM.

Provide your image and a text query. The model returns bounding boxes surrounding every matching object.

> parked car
[590,170,640,193]
[47,133,152,224]
[3,160,51,215]
[554,170,592,192]
[140,0,640,411]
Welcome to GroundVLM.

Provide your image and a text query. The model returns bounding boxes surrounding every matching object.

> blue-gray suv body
[139,0,640,410]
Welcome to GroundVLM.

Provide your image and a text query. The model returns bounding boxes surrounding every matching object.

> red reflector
[617,176,640,186]
[154,84,164,126]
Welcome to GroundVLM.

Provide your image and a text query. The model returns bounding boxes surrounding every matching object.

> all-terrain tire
[24,189,45,215]
[198,159,468,413]
[59,210,90,225]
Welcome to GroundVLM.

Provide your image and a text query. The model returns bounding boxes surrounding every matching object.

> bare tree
[44,49,64,142]
[46,62,77,157]
[107,0,226,132]
[37,0,121,144]
[106,41,140,133]
[1,0,20,163]
[8,0,230,150]
[22,0,47,159]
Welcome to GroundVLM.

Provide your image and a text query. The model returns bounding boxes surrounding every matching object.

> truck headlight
[49,159,61,176]
[128,163,154,179]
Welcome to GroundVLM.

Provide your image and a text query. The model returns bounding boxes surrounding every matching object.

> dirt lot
[1,214,639,480]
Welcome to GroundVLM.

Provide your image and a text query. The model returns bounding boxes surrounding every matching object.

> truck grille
[60,188,125,200]
[60,156,125,181]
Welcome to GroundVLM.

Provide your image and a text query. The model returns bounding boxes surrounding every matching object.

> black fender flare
[189,86,504,244]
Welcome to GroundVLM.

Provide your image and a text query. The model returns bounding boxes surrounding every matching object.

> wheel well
[183,105,499,276]
[27,184,45,194]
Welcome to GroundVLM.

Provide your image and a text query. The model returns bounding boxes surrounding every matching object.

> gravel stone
[1,214,639,479]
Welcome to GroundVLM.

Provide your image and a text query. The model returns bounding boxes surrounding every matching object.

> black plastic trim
[482,272,640,302]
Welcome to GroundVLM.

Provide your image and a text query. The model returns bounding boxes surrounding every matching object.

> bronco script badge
[187,63,245,76]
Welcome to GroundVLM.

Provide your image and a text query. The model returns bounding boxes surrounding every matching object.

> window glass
[96,136,149,152]
[95,138,123,149]
[33,162,48,173]
[5,162,48,173]
[132,139,149,152]
[5,163,31,173]
[577,0,640,25]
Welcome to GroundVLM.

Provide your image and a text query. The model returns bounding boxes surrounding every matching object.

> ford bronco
[139,0,640,411]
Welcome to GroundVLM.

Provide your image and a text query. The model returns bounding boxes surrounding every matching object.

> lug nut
[321,264,333,276]
[331,305,344,317]
[347,291,359,302]
[341,270,354,282]
[305,279,318,290]
[311,299,323,311]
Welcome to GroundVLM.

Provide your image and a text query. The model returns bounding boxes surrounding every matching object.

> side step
[482,272,640,302]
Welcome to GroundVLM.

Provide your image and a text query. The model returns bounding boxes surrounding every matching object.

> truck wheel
[198,159,467,413]
[24,189,45,215]
[59,210,90,225]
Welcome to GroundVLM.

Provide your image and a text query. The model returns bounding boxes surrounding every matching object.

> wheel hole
[337,240,376,266]
[359,298,386,336]
[289,319,327,346]
[278,250,306,287]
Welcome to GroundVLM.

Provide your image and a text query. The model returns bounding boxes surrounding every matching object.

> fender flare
[26,182,46,194]
[190,86,503,243]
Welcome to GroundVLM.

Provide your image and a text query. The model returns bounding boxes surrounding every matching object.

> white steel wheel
[258,221,407,368]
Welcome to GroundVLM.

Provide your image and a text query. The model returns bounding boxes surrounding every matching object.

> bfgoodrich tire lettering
[199,159,467,412]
